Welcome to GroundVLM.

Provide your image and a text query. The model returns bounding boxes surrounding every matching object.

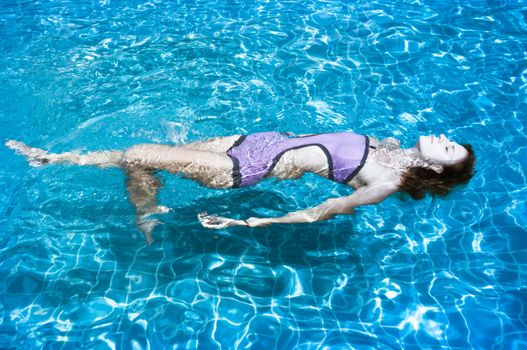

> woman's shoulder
[352,137,404,188]
[367,136,380,148]
[350,161,402,192]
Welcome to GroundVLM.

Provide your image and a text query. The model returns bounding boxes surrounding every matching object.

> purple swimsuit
[227,132,370,187]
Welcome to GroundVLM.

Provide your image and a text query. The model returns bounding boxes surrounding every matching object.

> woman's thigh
[123,144,235,188]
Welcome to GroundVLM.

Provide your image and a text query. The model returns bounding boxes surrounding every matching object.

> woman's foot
[6,140,51,166]
[137,206,171,244]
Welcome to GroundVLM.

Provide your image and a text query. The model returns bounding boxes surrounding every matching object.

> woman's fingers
[198,213,250,229]
[198,212,244,229]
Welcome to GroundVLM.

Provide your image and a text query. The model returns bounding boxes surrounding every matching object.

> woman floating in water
[6,132,475,243]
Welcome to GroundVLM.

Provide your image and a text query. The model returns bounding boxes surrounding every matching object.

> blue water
[1,0,526,348]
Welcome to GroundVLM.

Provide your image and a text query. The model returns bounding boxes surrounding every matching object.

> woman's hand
[198,213,271,229]
[198,212,248,229]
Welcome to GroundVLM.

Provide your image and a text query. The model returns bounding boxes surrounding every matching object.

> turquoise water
[1,0,526,348]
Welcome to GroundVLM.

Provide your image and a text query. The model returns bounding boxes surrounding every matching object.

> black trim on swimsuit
[343,136,370,183]
[227,135,247,188]
[267,144,334,181]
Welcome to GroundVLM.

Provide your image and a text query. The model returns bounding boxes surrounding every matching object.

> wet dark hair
[399,144,475,200]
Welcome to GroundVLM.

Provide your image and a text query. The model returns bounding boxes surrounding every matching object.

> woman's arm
[199,183,398,229]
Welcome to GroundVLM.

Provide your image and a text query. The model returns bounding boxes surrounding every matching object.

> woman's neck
[370,145,430,173]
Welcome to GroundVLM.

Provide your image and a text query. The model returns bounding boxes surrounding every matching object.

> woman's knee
[124,144,158,165]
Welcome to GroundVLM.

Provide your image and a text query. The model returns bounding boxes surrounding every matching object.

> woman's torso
[227,132,398,189]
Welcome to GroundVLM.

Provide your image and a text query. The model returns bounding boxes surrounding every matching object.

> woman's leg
[122,145,236,243]
[5,140,123,168]
[5,134,241,168]
[7,138,238,243]
[125,167,168,244]
[123,144,235,188]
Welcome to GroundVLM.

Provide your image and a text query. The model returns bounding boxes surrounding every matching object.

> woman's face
[417,134,468,167]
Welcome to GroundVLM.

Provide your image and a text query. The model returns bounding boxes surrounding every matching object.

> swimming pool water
[1,0,526,349]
